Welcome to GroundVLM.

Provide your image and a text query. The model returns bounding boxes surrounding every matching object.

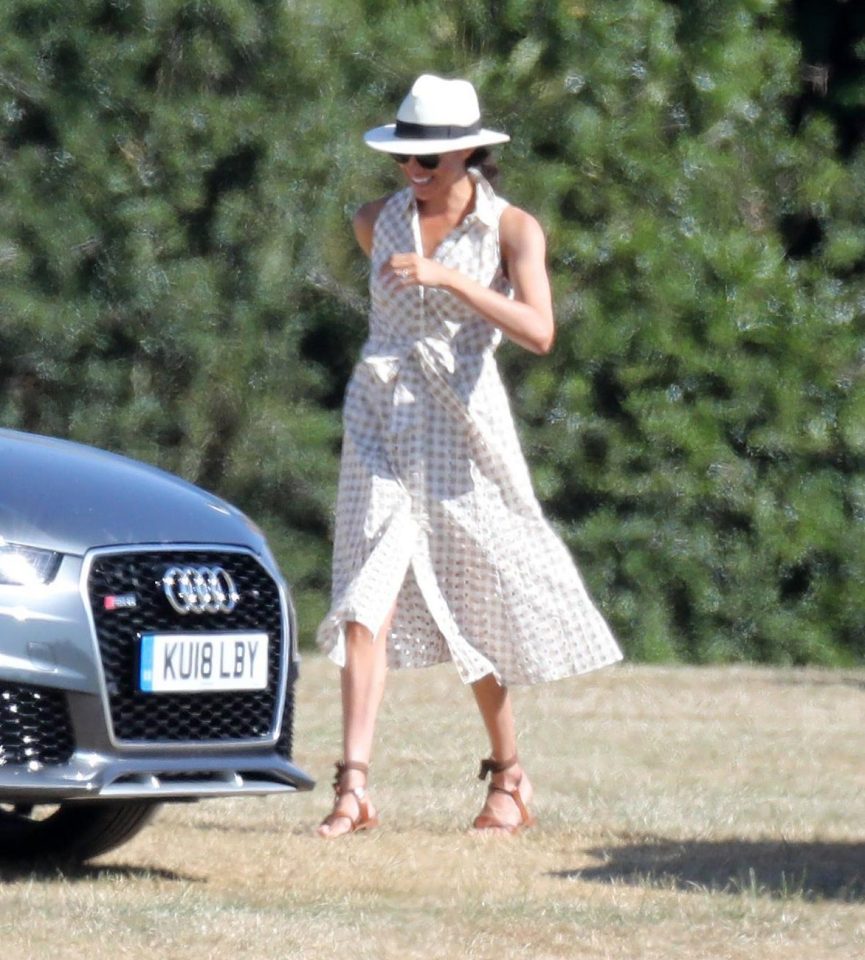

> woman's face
[395,148,474,201]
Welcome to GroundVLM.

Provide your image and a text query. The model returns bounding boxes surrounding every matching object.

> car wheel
[0,801,160,863]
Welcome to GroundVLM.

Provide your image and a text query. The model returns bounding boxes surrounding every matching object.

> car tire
[0,801,160,864]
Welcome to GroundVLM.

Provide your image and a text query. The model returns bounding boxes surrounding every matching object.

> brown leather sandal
[473,755,536,833]
[317,761,379,838]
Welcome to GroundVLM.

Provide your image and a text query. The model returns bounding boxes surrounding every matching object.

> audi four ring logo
[161,565,240,615]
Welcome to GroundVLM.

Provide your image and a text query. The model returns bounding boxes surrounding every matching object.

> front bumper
[0,746,314,802]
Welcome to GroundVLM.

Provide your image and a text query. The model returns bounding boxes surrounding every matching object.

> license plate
[139,632,269,693]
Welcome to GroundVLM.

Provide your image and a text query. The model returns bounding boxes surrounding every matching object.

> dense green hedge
[2,0,865,663]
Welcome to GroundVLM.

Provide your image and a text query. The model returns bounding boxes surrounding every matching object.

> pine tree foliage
[2,0,864,661]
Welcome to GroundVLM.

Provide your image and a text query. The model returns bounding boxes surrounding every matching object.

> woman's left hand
[383,253,451,288]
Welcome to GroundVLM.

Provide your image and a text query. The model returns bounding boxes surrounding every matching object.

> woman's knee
[343,620,389,676]
[345,620,375,648]
[347,604,396,644]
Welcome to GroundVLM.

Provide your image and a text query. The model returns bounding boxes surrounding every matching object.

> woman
[316,75,622,838]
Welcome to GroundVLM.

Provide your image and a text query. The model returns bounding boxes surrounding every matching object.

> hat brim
[363,124,510,155]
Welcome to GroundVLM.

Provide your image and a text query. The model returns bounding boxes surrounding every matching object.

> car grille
[87,549,287,744]
[0,683,75,767]
[274,687,294,760]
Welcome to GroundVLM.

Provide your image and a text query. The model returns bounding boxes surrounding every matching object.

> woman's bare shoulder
[499,204,545,239]
[499,204,547,258]
[352,195,392,255]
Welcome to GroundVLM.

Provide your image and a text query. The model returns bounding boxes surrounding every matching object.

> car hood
[0,430,265,556]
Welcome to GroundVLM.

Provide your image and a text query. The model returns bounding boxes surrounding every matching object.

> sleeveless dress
[317,171,622,685]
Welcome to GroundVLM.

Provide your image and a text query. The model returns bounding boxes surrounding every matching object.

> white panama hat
[363,74,510,155]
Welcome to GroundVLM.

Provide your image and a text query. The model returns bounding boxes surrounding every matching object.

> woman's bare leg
[316,611,391,838]
[471,673,533,830]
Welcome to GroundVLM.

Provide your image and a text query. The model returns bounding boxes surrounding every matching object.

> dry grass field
[2,656,865,959]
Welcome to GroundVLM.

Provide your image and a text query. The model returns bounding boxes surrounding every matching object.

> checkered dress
[317,172,622,685]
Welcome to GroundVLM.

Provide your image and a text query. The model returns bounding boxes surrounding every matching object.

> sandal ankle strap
[332,760,370,793]
[478,754,518,781]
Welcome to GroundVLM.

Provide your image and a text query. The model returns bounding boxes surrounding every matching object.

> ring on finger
[398,268,408,279]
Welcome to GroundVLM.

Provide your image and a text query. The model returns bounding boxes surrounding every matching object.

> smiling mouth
[411,175,433,185]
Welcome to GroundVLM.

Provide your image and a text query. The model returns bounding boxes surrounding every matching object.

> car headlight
[0,541,62,586]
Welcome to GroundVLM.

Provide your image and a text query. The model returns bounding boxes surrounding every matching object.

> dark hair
[466,147,499,186]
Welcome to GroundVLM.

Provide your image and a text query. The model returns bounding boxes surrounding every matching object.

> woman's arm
[352,197,389,257]
[383,205,555,355]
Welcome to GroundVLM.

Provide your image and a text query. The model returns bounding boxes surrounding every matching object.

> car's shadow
[550,836,865,901]
[0,861,200,883]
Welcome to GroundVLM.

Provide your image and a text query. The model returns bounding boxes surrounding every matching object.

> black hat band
[394,119,483,140]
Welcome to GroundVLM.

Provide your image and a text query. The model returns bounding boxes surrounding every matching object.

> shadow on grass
[768,673,865,693]
[0,861,200,884]
[552,837,865,901]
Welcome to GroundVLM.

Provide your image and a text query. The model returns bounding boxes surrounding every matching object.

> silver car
[0,428,313,862]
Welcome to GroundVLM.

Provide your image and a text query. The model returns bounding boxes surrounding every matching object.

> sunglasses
[391,153,441,170]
